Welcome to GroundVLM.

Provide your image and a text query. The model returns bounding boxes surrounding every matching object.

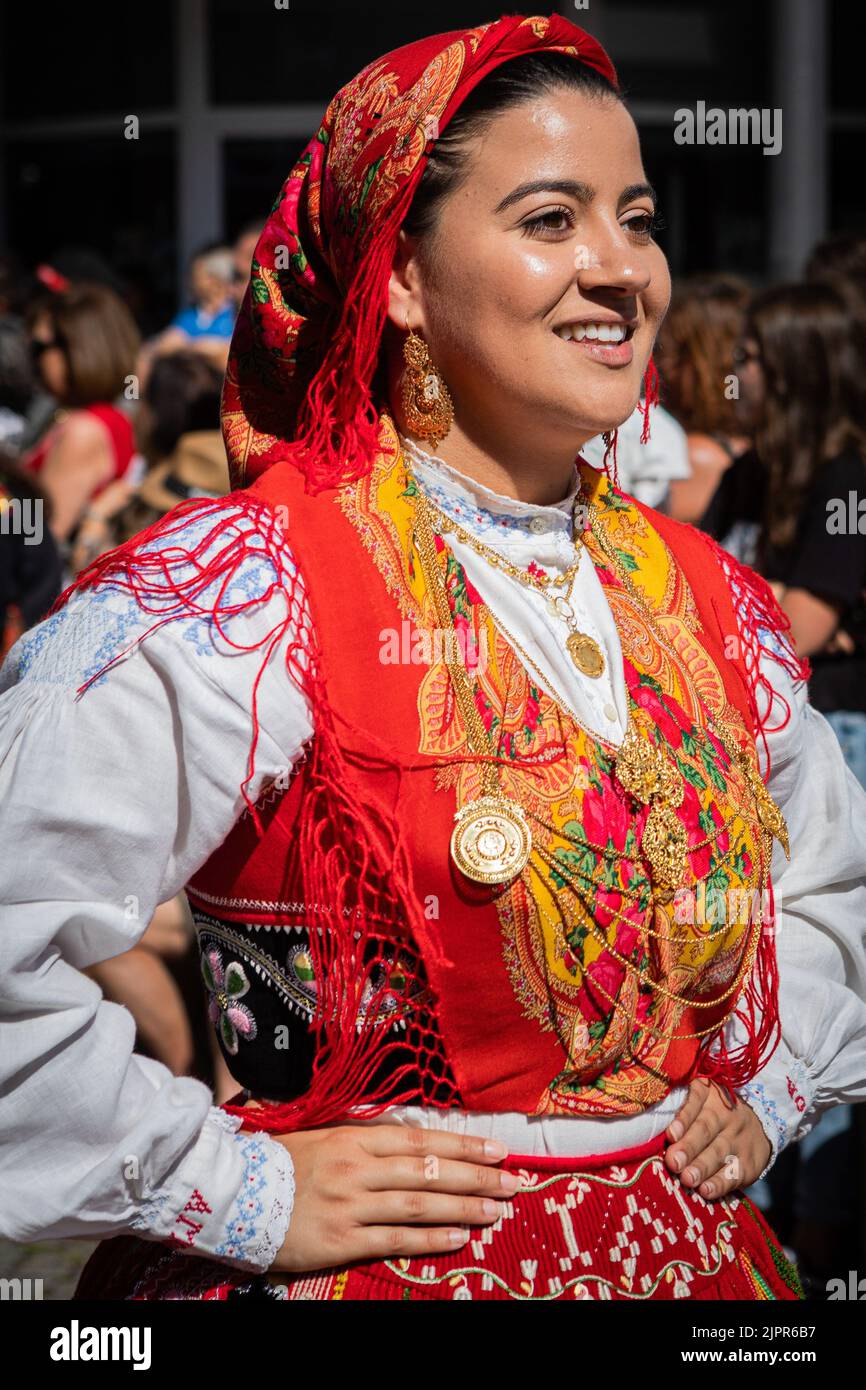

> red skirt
[74,1131,803,1302]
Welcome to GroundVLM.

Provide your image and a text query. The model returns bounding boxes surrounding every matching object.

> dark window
[6,133,178,334]
[638,125,767,279]
[830,0,866,112]
[207,0,505,105]
[1,2,175,120]
[602,0,771,107]
[223,137,307,241]
[830,131,866,236]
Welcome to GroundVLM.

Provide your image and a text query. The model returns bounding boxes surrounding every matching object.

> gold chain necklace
[584,495,791,862]
[534,886,764,1043]
[413,493,532,885]
[423,498,585,590]
[421,494,606,679]
[412,479,787,897]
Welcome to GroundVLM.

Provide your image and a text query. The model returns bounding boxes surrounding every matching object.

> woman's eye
[520,206,575,238]
[623,211,663,243]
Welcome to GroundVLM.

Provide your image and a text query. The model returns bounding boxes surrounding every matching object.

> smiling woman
[2,12,865,1305]
[387,52,668,490]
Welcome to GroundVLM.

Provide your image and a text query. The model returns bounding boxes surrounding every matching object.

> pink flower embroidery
[201,947,258,1056]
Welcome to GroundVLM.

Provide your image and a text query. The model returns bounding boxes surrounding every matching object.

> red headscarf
[222,13,620,491]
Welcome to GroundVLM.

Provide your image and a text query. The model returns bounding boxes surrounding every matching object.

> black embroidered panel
[193,909,449,1104]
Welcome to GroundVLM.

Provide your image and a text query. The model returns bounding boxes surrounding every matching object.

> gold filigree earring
[401,315,454,446]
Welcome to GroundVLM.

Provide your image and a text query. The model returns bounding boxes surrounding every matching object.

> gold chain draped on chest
[336,419,788,1117]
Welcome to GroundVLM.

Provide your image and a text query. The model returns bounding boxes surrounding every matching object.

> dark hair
[745,281,866,554]
[144,349,224,460]
[401,51,622,243]
[27,283,141,407]
[0,315,34,417]
[804,231,866,287]
[656,274,751,435]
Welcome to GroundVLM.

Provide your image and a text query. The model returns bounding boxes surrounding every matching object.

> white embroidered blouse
[1,438,865,1275]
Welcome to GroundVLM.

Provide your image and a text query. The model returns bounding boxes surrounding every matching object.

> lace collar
[399,433,583,543]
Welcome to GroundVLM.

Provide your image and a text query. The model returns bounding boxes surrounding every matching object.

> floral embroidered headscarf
[222,13,619,491]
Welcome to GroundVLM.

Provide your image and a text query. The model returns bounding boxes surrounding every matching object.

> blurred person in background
[18,248,135,451]
[22,284,142,550]
[71,349,228,571]
[0,449,62,657]
[152,243,237,371]
[739,281,866,782]
[0,316,35,454]
[804,230,866,302]
[580,395,691,511]
[657,274,753,527]
[0,249,38,319]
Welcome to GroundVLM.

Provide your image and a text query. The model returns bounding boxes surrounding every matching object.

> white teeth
[556,322,628,343]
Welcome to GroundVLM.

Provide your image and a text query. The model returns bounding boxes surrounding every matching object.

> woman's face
[389,87,671,452]
[30,312,69,398]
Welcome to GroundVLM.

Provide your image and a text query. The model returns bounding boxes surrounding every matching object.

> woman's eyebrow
[493,178,593,214]
[493,178,657,215]
[619,182,657,211]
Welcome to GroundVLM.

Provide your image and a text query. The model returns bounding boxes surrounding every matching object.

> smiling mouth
[554,321,636,343]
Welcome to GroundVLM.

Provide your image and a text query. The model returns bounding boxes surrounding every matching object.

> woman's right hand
[268,1123,522,1274]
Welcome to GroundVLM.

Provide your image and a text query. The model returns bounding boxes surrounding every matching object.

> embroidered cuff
[128,1105,295,1273]
[736,1080,787,1180]
[737,1055,816,1180]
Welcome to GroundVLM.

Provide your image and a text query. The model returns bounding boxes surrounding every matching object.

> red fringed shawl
[47,14,811,1133]
[49,451,810,1133]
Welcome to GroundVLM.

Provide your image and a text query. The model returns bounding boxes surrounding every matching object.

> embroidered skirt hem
[73,1133,804,1302]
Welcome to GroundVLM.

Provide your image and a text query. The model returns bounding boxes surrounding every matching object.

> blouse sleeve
[0,498,313,1272]
[721,603,866,1177]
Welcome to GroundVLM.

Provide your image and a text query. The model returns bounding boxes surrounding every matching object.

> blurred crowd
[0,224,262,1115]
[1,223,865,1295]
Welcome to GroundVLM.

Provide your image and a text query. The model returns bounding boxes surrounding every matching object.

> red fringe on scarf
[52,496,459,1135]
[686,534,812,1106]
[640,355,660,444]
[600,357,661,489]
[275,178,421,495]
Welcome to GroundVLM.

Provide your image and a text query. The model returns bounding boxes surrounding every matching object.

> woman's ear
[386,228,423,331]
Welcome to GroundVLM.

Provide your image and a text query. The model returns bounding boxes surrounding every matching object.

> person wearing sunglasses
[23,283,142,549]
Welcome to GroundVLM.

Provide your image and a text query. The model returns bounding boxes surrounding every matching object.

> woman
[70,349,228,572]
[657,274,753,527]
[1,15,864,1302]
[23,283,142,546]
[701,280,866,787]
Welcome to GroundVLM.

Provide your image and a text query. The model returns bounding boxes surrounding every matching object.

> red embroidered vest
[187,416,788,1134]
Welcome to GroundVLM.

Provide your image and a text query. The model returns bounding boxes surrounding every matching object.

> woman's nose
[576,252,651,297]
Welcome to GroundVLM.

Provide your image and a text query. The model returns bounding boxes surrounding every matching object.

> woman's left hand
[663,1078,772,1199]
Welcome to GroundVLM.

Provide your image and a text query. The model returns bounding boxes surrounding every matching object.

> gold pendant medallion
[450,795,532,884]
[641,800,689,894]
[566,631,606,677]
